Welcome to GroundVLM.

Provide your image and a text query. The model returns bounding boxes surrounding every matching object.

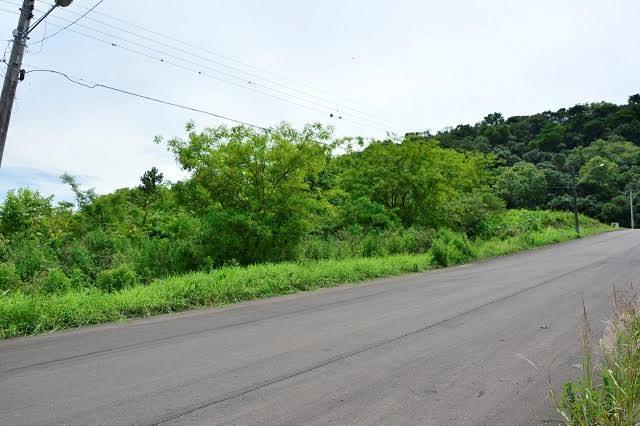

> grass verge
[554,286,640,425]
[0,216,612,339]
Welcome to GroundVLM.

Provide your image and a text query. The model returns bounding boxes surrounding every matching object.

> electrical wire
[0,5,345,125]
[25,12,394,131]
[0,4,400,133]
[31,20,389,131]
[16,0,399,130]
[25,68,270,130]
[36,0,391,119]
[39,5,390,125]
[30,0,104,44]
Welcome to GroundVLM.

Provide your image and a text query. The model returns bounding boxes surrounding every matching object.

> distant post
[572,171,580,235]
[631,188,635,230]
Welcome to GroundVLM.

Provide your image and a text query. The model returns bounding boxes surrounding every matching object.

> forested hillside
[423,94,640,226]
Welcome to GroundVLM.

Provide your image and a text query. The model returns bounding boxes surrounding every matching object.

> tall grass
[0,210,611,339]
[554,286,640,425]
[0,254,433,338]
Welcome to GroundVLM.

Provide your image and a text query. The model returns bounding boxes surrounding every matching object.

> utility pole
[0,0,35,167]
[631,188,635,230]
[572,171,580,235]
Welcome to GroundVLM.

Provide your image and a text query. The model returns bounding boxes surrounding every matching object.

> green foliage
[578,156,619,197]
[0,263,20,292]
[297,227,435,260]
[0,188,53,238]
[39,269,72,294]
[61,173,97,210]
[434,95,640,227]
[494,162,548,209]
[430,228,476,267]
[95,265,138,293]
[0,210,609,338]
[336,138,494,227]
[530,123,566,151]
[0,110,624,334]
[13,240,52,282]
[336,197,400,231]
[139,166,164,194]
[166,123,331,260]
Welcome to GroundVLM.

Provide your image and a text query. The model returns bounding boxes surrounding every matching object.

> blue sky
[0,0,638,200]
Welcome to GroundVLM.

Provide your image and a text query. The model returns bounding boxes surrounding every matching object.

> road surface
[1,230,638,425]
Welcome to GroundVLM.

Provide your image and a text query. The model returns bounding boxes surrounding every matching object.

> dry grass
[554,285,640,425]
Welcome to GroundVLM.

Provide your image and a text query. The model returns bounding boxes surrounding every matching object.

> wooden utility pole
[631,188,635,230]
[0,0,35,167]
[572,171,580,235]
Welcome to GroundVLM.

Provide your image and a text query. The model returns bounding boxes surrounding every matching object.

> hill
[410,94,640,226]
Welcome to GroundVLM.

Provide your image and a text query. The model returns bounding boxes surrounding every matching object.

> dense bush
[0,210,610,338]
[95,265,138,293]
[296,227,435,261]
[0,263,20,292]
[430,228,476,267]
[39,269,73,294]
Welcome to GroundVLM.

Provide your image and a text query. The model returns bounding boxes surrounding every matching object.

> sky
[0,0,638,200]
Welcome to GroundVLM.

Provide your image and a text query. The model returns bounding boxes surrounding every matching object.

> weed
[554,286,640,425]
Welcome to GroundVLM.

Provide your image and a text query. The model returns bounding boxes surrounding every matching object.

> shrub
[430,229,476,267]
[39,269,72,294]
[69,268,90,290]
[0,236,11,263]
[0,263,21,292]
[61,244,96,280]
[13,240,51,282]
[82,229,123,271]
[95,265,138,293]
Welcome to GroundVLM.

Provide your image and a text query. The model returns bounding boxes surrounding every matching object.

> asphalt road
[1,230,639,425]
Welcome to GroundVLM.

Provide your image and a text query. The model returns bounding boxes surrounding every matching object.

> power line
[12,0,399,130]
[0,5,348,126]
[33,14,393,131]
[36,0,392,120]
[0,5,399,134]
[27,20,388,131]
[30,0,105,44]
[44,4,389,125]
[0,0,394,127]
[0,3,399,133]
[25,67,270,130]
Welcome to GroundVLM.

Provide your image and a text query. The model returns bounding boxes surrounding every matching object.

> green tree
[530,123,566,151]
[0,188,53,238]
[578,157,619,198]
[166,123,332,262]
[494,162,547,209]
[337,139,493,227]
[138,167,165,226]
[139,167,164,194]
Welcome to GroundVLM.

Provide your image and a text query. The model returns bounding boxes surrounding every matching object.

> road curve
[1,230,638,425]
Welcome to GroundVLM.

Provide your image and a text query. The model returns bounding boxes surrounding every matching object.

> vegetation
[419,94,640,227]
[0,122,504,296]
[0,210,608,338]
[555,287,640,425]
[3,94,635,336]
